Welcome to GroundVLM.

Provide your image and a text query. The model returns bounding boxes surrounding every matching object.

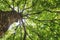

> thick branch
[20,1,27,40]
[21,20,26,40]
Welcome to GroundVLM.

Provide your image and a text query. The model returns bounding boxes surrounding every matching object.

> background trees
[0,0,60,40]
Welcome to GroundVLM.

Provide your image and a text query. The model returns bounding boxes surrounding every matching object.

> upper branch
[3,0,13,10]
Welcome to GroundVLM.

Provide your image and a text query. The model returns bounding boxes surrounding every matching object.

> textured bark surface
[0,10,21,36]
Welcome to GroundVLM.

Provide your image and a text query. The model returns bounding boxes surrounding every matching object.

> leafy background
[0,0,60,40]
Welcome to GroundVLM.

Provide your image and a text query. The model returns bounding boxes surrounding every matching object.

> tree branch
[24,11,43,17]
[21,19,26,40]
[26,32,33,40]
[12,0,15,11]
[20,1,27,40]
[21,0,27,13]
[3,0,13,10]
[26,17,60,24]
[23,6,32,10]
[44,8,60,13]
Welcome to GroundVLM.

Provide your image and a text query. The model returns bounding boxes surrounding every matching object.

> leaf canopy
[0,0,60,40]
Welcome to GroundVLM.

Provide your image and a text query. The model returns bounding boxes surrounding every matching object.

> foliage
[0,0,60,40]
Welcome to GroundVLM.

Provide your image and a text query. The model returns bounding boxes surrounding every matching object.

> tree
[0,0,60,40]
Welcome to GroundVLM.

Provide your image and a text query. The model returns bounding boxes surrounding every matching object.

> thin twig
[26,32,33,40]
[44,8,60,13]
[3,0,13,10]
[12,25,19,40]
[19,0,27,40]
[16,0,21,6]
[24,9,60,17]
[26,15,60,21]
[27,27,41,40]
[12,0,15,11]
[21,0,27,13]
[23,6,32,10]
[24,11,42,16]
